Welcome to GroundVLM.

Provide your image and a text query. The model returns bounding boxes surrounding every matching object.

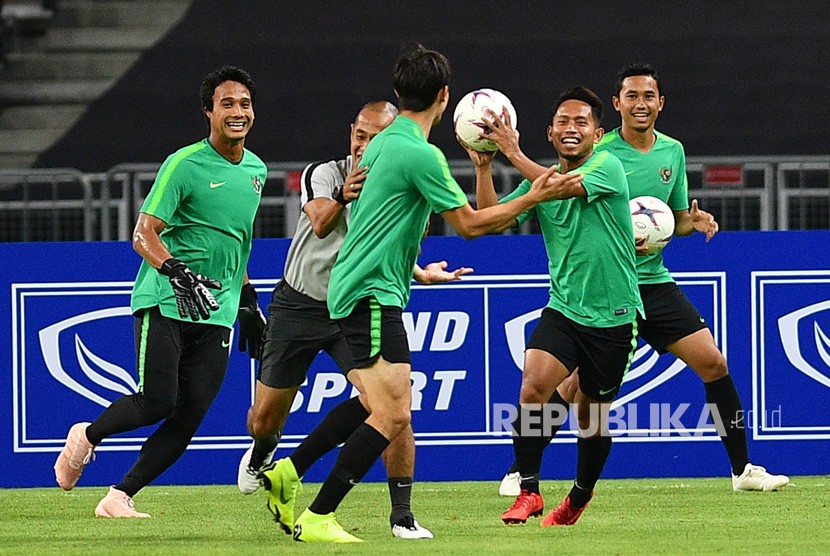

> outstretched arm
[441,166,584,238]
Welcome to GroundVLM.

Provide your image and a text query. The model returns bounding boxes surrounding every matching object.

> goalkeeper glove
[159,258,222,321]
[237,282,266,359]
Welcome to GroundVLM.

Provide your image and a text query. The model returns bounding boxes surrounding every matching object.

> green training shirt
[503,150,642,328]
[327,115,468,319]
[131,138,266,328]
[596,128,688,284]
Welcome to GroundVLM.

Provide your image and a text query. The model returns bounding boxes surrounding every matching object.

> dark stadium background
[34,0,830,172]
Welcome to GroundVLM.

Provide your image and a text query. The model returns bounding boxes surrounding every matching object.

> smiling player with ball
[488,64,788,502]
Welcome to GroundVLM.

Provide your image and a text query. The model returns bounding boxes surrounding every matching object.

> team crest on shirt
[251,175,263,194]
[659,167,673,184]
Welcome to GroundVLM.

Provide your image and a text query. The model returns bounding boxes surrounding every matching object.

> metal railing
[0,168,93,241]
[686,158,776,231]
[1,156,828,242]
[776,159,830,230]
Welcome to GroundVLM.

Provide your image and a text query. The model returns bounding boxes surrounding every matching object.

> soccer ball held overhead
[453,89,517,152]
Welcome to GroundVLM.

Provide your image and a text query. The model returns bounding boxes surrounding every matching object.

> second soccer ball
[453,89,517,152]
[629,195,675,254]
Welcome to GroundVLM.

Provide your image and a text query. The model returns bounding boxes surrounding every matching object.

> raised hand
[457,133,497,167]
[482,107,521,157]
[690,199,718,242]
[339,165,368,203]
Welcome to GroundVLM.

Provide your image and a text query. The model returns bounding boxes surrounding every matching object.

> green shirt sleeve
[141,144,201,222]
[413,145,468,213]
[574,151,628,204]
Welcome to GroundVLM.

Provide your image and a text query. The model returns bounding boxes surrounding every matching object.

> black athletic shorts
[133,306,230,409]
[334,296,410,369]
[526,308,638,402]
[637,282,708,354]
[259,281,352,388]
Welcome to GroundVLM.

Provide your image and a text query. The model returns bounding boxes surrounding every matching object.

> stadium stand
[0,0,191,168]
[25,1,830,173]
[0,1,827,240]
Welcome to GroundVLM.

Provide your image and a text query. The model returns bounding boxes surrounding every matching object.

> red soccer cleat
[540,493,592,526]
[501,489,544,524]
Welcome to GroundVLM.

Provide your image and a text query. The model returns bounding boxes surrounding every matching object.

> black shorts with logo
[527,308,638,402]
[637,282,708,354]
[334,296,410,370]
[258,281,353,388]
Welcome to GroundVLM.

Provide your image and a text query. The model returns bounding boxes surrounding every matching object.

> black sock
[567,481,595,509]
[249,433,280,470]
[704,375,749,475]
[507,390,568,475]
[290,396,369,477]
[572,435,612,506]
[309,423,389,516]
[388,476,413,526]
[511,405,553,494]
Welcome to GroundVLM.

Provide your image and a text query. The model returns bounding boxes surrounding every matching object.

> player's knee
[248,412,282,438]
[519,381,550,405]
[695,353,729,382]
[379,405,411,437]
[138,393,177,422]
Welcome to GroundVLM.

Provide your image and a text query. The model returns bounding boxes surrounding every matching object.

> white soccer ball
[629,195,675,254]
[453,88,517,152]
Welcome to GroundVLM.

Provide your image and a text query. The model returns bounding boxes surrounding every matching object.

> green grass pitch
[1,477,827,555]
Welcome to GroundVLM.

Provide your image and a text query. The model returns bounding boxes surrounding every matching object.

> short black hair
[552,86,604,125]
[392,43,451,112]
[200,66,256,112]
[615,63,662,96]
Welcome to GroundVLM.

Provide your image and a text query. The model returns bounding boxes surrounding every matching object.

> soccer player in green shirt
[471,86,642,526]
[53,66,268,517]
[247,100,470,540]
[492,64,788,496]
[268,44,581,543]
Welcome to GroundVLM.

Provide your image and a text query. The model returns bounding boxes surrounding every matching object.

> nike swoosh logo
[625,171,635,176]
[210,181,227,188]
[395,483,412,488]
[222,340,231,348]
[599,387,616,395]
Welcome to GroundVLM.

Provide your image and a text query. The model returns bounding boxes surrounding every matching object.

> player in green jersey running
[470,86,642,526]
[245,100,470,540]
[489,64,788,494]
[278,44,581,543]
[53,66,268,517]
